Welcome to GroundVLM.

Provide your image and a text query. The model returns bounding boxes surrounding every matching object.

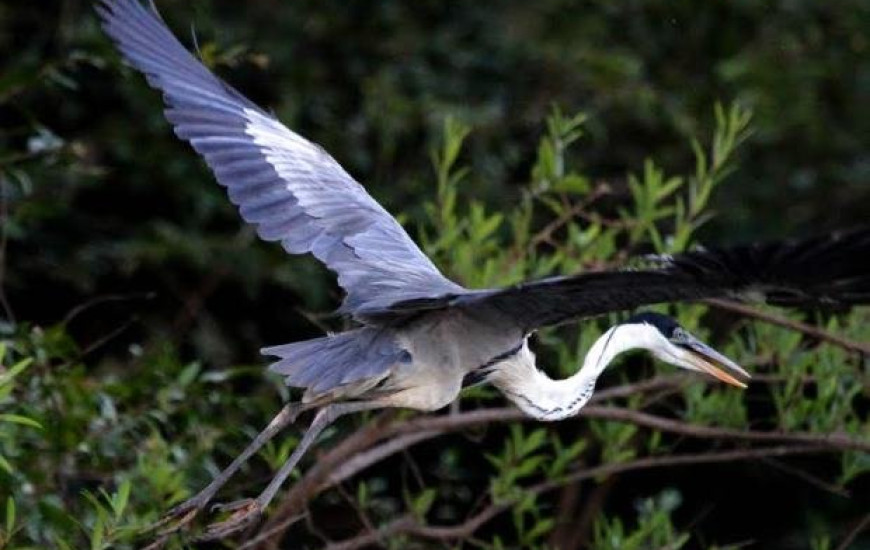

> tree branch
[836,511,870,550]
[320,445,835,550]
[704,298,870,355]
[253,395,868,548]
[388,406,870,452]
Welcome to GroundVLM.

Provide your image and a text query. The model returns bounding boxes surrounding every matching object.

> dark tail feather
[263,328,408,397]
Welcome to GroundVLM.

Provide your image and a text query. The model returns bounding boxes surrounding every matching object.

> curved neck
[489,325,655,421]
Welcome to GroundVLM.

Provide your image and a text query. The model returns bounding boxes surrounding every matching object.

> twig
[321,516,415,550]
[704,298,870,355]
[79,317,139,358]
[238,514,306,550]
[536,445,833,493]
[387,406,870,452]
[759,457,850,498]
[253,399,869,548]
[62,292,155,325]
[591,374,688,401]
[326,431,438,487]
[576,406,870,452]
[527,184,612,251]
[333,482,379,545]
[322,445,833,549]
[323,502,510,550]
[836,511,870,550]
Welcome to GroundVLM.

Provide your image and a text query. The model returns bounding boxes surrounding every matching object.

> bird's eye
[670,328,688,342]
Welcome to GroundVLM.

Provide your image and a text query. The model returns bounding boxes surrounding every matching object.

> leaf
[523,517,555,543]
[5,496,15,537]
[0,414,42,429]
[90,512,105,550]
[0,357,33,388]
[412,489,436,519]
[0,454,11,475]
[553,173,590,195]
[112,479,131,520]
[176,362,201,387]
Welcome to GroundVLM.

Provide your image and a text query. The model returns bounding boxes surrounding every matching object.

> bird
[97,0,870,540]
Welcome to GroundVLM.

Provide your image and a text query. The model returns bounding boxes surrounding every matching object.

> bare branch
[253,394,869,548]
[388,406,870,452]
[321,445,835,549]
[704,298,870,355]
[576,406,870,452]
[326,431,439,487]
[836,511,870,550]
[759,457,850,498]
[591,374,688,401]
[537,445,836,494]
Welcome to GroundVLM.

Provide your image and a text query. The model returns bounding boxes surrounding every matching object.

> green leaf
[90,512,104,550]
[0,357,33,388]
[412,488,437,519]
[0,414,42,429]
[5,496,15,538]
[112,479,131,520]
[0,454,12,475]
[523,517,555,543]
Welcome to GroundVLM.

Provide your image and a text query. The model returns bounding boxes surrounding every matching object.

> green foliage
[2,1,869,547]
[3,98,869,547]
[592,490,690,550]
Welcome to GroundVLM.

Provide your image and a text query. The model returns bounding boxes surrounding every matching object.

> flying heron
[98,0,870,540]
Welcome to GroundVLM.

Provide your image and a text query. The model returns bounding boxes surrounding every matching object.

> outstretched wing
[373,228,870,331]
[98,0,463,316]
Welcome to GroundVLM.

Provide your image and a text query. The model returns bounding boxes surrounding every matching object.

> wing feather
[371,228,870,330]
[99,0,463,316]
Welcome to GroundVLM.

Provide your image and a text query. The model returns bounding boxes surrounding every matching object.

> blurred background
[1,0,868,548]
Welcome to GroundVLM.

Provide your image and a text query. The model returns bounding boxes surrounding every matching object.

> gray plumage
[99,0,870,403]
[98,0,463,322]
[99,0,870,539]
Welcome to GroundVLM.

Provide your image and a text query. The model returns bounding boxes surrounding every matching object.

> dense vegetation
[1,1,868,548]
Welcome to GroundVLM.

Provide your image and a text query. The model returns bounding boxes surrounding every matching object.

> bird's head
[622,312,750,388]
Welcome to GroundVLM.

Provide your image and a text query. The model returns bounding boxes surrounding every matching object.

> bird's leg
[197,401,384,541]
[151,401,312,535]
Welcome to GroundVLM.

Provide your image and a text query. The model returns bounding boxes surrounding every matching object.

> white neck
[488,324,661,421]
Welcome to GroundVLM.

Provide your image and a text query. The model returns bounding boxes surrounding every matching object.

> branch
[326,431,439,487]
[759,457,850,498]
[388,406,870,452]
[536,445,835,494]
[836,511,870,550]
[577,406,870,452]
[591,374,688,401]
[704,298,870,355]
[253,398,869,548]
[321,445,834,550]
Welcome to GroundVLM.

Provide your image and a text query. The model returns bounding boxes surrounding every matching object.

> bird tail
[263,328,409,401]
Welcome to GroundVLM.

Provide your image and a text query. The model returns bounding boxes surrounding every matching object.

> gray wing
[98,0,463,316]
[371,228,870,331]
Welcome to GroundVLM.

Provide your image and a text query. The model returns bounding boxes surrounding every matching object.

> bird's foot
[197,498,263,541]
[210,497,257,513]
[145,490,214,537]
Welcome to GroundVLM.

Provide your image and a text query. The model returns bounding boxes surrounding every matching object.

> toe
[196,503,263,541]
[146,506,198,537]
[210,497,255,513]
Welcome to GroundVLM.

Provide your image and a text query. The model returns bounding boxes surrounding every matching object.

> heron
[98,0,870,540]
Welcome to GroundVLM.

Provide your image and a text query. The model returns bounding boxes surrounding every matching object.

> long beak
[680,337,751,389]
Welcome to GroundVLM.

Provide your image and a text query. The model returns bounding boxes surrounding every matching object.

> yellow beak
[679,336,751,389]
